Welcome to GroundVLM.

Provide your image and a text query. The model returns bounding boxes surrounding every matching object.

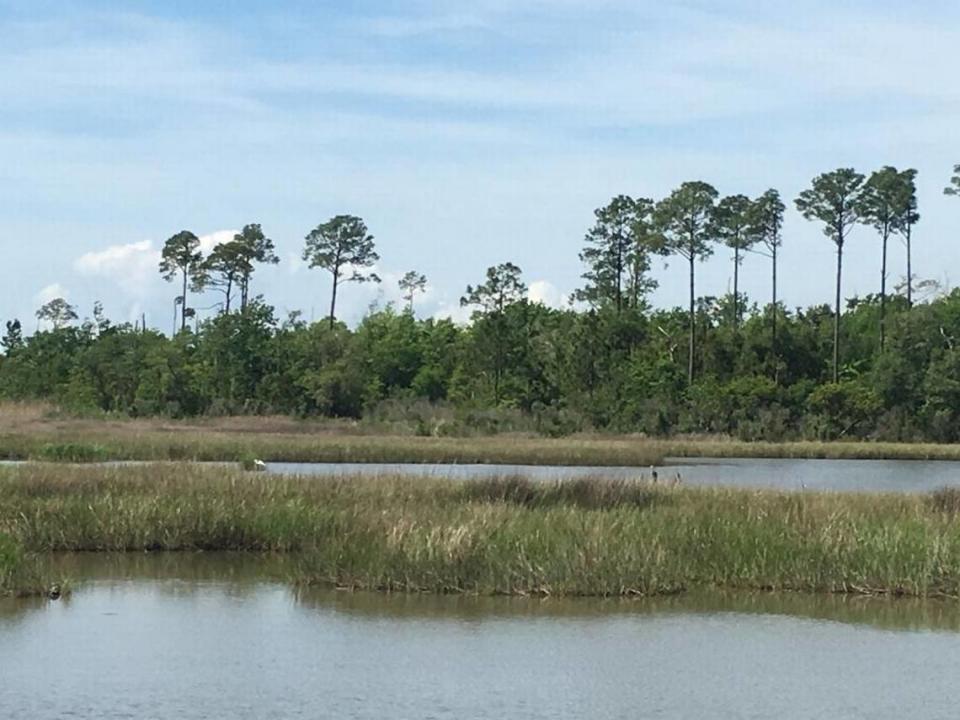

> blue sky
[2,0,959,331]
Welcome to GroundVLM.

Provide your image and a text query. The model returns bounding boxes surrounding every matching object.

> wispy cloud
[3,1,960,331]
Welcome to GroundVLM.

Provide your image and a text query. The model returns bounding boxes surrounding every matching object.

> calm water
[5,457,960,492]
[266,457,960,493]
[4,554,960,719]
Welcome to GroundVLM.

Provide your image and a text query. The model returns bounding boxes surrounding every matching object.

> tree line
[2,164,959,441]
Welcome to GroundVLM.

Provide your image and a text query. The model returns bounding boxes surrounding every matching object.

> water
[5,457,960,492]
[266,457,960,493]
[3,554,960,719]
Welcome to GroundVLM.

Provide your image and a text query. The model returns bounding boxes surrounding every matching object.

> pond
[3,554,960,719]
[265,457,960,493]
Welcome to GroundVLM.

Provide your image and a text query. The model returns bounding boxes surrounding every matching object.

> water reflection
[5,554,960,720]
[4,553,960,634]
[295,586,960,633]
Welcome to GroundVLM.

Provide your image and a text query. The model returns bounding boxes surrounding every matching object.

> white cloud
[34,282,68,306]
[198,229,238,254]
[432,300,473,325]
[75,239,158,296]
[75,231,237,298]
[527,279,568,309]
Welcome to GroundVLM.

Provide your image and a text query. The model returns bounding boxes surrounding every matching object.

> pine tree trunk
[495,321,503,406]
[833,242,843,385]
[733,246,740,330]
[616,234,623,314]
[688,253,695,384]
[328,269,339,330]
[906,224,913,308]
[880,229,888,351]
[772,241,778,383]
[181,269,188,333]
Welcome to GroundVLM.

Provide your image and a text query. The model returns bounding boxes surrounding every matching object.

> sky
[2,0,959,332]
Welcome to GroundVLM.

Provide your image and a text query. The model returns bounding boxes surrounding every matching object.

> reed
[0,532,51,597]
[4,464,960,598]
[6,424,960,466]
[0,532,21,593]
[658,438,960,462]
[0,432,666,466]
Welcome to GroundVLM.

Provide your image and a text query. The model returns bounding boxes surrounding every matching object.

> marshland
[11,403,960,467]
[6,462,960,599]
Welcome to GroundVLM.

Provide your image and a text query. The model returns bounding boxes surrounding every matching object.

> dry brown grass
[6,403,960,465]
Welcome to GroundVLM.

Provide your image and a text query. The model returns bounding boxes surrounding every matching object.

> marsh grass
[8,404,960,465]
[0,532,22,591]
[5,464,960,598]
[463,476,663,511]
[929,487,960,516]
[33,442,109,463]
[0,431,667,466]
[0,532,52,597]
[658,438,960,461]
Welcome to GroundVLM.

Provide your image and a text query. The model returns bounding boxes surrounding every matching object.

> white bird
[253,459,267,472]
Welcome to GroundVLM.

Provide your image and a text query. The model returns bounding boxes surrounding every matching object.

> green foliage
[160,230,203,333]
[2,320,23,353]
[807,382,882,440]
[4,285,960,443]
[0,165,958,444]
[34,442,109,463]
[303,215,381,328]
[748,189,785,254]
[654,181,719,262]
[945,164,960,198]
[795,169,865,247]
[654,180,719,383]
[796,168,867,384]
[714,194,756,328]
[35,298,78,330]
[398,271,427,312]
[577,195,658,312]
[233,223,278,310]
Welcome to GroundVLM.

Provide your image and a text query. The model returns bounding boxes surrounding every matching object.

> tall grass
[7,427,960,466]
[0,532,22,592]
[0,432,666,466]
[0,532,50,597]
[33,442,109,463]
[5,464,960,598]
[658,438,960,461]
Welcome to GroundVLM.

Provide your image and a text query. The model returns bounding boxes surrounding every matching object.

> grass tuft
[929,486,960,514]
[0,531,62,597]
[464,475,664,511]
[33,442,109,463]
